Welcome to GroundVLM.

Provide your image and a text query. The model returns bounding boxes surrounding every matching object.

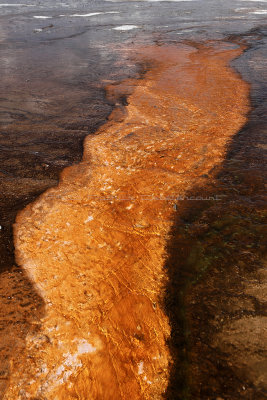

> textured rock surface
[4,43,249,399]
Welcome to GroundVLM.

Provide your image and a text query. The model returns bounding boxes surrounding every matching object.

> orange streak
[5,42,249,399]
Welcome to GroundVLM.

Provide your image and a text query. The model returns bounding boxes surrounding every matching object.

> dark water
[0,0,266,398]
[164,28,267,398]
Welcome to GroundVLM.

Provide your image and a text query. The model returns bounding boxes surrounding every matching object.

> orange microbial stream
[5,43,249,399]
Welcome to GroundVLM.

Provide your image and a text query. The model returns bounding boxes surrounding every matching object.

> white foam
[216,15,246,19]
[234,7,250,11]
[70,11,119,17]
[55,365,65,376]
[33,16,52,19]
[138,361,144,375]
[78,340,96,354]
[113,25,138,30]
[84,215,94,223]
[250,9,267,13]
[0,3,35,6]
[71,12,101,17]
[64,352,82,368]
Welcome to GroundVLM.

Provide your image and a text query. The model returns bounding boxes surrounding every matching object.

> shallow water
[0,1,266,271]
[5,42,250,399]
[0,0,266,399]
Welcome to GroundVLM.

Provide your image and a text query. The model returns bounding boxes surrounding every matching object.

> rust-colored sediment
[5,43,249,399]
